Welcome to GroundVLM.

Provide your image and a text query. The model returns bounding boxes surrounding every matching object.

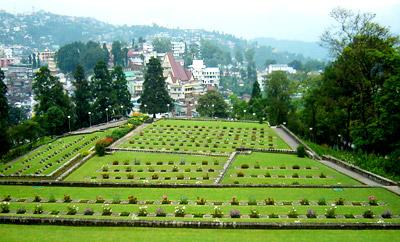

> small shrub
[2,195,11,202]
[156,207,167,217]
[241,164,249,169]
[292,165,300,169]
[151,173,159,180]
[161,195,171,204]
[363,209,374,218]
[381,210,392,219]
[212,206,223,218]
[248,197,257,205]
[174,205,186,217]
[95,137,113,156]
[335,198,345,205]
[368,196,378,206]
[137,206,148,216]
[306,209,317,218]
[202,160,208,165]
[0,202,10,213]
[288,207,298,218]
[50,210,59,215]
[265,172,271,178]
[172,166,179,172]
[127,173,134,179]
[177,174,184,180]
[325,206,336,218]
[317,198,326,205]
[237,171,244,177]
[179,196,188,205]
[344,214,355,219]
[297,145,306,157]
[126,167,132,172]
[102,173,109,179]
[33,204,44,214]
[120,211,130,216]
[249,209,260,218]
[254,163,260,169]
[84,208,94,215]
[300,198,309,205]
[269,213,279,218]
[128,195,138,204]
[196,197,206,205]
[230,196,239,205]
[63,194,72,203]
[33,195,41,202]
[230,209,241,218]
[203,173,209,180]
[319,173,326,178]
[292,173,299,178]
[66,205,78,215]
[96,196,105,203]
[102,204,112,216]
[112,196,121,204]
[265,198,275,205]
[16,207,26,214]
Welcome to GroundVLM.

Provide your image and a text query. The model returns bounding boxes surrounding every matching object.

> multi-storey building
[2,64,34,108]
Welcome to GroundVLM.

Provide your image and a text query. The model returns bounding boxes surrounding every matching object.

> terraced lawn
[65,151,227,184]
[222,153,362,185]
[0,133,106,176]
[0,186,398,223]
[118,119,291,153]
[2,225,400,242]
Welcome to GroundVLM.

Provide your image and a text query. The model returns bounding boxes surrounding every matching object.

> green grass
[1,186,399,222]
[222,153,361,185]
[1,225,399,242]
[119,119,291,153]
[65,151,227,184]
[0,129,117,177]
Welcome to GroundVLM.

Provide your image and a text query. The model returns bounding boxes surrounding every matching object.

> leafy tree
[288,60,303,70]
[229,94,248,119]
[8,119,43,145]
[234,47,243,64]
[248,80,263,116]
[111,66,132,116]
[0,70,10,155]
[200,39,231,66]
[32,66,72,135]
[139,57,173,118]
[72,65,91,128]
[8,106,29,125]
[197,90,228,118]
[112,41,124,66]
[152,37,172,53]
[91,61,113,123]
[264,71,291,125]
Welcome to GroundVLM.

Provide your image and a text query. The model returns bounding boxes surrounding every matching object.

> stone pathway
[274,126,400,195]
[71,119,128,135]
[215,151,237,184]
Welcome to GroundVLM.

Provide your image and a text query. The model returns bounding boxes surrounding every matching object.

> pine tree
[91,61,113,123]
[72,65,91,127]
[111,41,123,66]
[0,70,10,155]
[139,57,173,118]
[111,66,132,117]
[102,43,110,64]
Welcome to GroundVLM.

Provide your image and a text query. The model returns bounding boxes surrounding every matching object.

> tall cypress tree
[91,61,113,123]
[111,66,132,117]
[0,70,10,155]
[73,65,91,127]
[139,57,173,118]
[102,43,110,64]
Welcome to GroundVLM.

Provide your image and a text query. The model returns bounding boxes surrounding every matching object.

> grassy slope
[222,153,361,185]
[1,225,399,242]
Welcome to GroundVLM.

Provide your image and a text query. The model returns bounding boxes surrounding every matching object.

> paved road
[274,126,400,194]
[70,119,128,134]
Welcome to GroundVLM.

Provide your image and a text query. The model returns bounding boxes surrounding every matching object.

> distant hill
[252,37,329,60]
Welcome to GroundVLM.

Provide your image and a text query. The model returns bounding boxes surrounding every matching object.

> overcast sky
[1,0,400,42]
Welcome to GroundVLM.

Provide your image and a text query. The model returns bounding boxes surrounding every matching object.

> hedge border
[0,216,399,229]
[0,180,372,189]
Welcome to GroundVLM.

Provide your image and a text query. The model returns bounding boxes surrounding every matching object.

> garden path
[274,126,400,194]
[70,119,128,135]
[109,122,150,148]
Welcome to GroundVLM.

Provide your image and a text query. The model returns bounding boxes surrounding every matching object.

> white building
[171,41,185,57]
[266,64,296,74]
[142,42,154,53]
[189,60,220,88]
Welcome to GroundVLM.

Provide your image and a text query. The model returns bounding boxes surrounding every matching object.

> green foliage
[152,37,172,53]
[0,70,10,156]
[264,71,291,125]
[139,57,173,117]
[56,41,106,73]
[72,65,90,128]
[200,39,231,66]
[197,90,228,118]
[95,137,113,156]
[111,66,132,116]
[296,145,306,158]
[91,61,113,123]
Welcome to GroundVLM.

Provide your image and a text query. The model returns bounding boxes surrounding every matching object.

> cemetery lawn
[118,119,291,153]
[222,152,361,185]
[0,225,399,242]
[65,151,227,184]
